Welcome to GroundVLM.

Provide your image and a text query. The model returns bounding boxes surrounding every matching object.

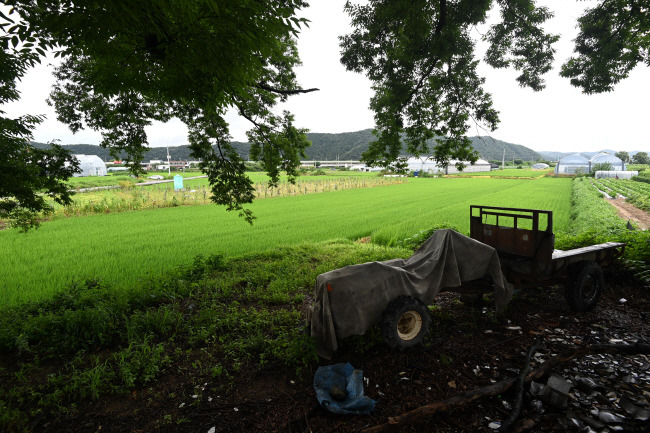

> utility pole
[166,145,171,176]
[502,148,505,169]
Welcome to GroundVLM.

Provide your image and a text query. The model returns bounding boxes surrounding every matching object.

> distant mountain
[31,129,542,163]
[227,130,541,161]
[538,151,581,160]
[467,136,541,162]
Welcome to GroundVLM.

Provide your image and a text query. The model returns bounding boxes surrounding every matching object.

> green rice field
[451,168,551,178]
[0,177,572,306]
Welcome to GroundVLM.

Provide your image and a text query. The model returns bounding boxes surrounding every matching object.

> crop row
[589,178,619,198]
[565,178,626,236]
[595,179,650,212]
[0,177,572,306]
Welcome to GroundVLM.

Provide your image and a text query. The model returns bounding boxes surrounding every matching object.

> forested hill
[31,130,541,162]
[466,136,540,162]
[232,130,541,161]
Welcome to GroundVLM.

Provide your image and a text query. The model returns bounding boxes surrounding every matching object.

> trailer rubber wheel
[381,296,431,350]
[565,262,604,312]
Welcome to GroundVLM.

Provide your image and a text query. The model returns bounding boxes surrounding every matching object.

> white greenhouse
[73,154,107,177]
[595,171,638,179]
[554,152,627,175]
[406,157,491,174]
[531,163,549,169]
[554,154,589,175]
[589,152,626,171]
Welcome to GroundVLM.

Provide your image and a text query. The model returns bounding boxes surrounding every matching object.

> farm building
[595,171,638,179]
[73,154,107,177]
[531,163,549,169]
[554,154,589,175]
[406,157,491,174]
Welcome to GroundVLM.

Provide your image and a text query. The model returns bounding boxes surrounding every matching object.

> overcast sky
[3,0,648,154]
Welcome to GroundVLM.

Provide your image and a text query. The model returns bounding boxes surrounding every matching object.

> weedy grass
[1,177,572,306]
[65,174,138,189]
[0,240,408,430]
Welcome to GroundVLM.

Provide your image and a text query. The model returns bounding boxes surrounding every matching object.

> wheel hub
[397,311,423,340]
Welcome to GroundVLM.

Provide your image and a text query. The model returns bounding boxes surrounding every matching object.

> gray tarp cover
[309,229,512,359]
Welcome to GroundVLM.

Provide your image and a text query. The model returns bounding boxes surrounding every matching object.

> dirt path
[607,198,650,230]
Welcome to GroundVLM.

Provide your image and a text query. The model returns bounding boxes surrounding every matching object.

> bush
[631,175,650,184]
[591,162,613,173]
[244,161,265,172]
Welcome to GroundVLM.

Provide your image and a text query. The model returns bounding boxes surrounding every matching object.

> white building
[349,164,382,172]
[406,156,491,174]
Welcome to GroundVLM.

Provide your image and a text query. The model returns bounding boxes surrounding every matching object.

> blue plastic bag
[313,363,376,415]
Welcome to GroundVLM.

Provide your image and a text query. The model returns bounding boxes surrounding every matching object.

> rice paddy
[1,176,572,306]
[450,168,552,178]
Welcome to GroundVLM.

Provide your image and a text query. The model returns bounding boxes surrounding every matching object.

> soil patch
[607,198,650,229]
[31,268,649,433]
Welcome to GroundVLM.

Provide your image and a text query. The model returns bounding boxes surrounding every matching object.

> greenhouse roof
[558,154,589,164]
[74,154,105,165]
[590,152,624,164]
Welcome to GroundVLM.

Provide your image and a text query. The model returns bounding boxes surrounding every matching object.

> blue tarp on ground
[313,363,376,415]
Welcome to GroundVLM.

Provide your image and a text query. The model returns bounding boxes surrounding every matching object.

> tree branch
[256,83,319,95]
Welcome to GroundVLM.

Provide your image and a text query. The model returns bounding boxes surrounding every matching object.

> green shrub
[631,175,650,184]
[591,162,613,173]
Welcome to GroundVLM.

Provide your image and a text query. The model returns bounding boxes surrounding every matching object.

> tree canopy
[615,151,630,163]
[2,1,649,230]
[560,0,650,94]
[339,0,559,170]
[632,151,650,165]
[340,0,649,171]
[1,0,313,227]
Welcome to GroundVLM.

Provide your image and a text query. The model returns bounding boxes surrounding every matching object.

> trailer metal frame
[469,205,625,291]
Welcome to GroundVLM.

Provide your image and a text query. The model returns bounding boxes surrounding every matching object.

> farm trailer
[310,206,626,358]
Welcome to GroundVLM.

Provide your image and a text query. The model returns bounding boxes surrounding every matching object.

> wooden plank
[552,242,625,260]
